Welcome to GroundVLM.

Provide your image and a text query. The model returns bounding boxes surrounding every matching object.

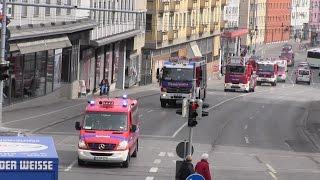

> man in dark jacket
[195,153,212,180]
[177,155,195,180]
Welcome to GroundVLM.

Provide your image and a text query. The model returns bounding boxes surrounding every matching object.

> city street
[2,42,320,180]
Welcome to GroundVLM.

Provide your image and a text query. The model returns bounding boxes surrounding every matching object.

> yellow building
[143,0,224,83]
[239,0,266,49]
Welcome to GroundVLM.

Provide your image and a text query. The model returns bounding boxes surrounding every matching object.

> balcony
[221,0,227,6]
[158,1,165,13]
[169,1,176,12]
[200,0,206,9]
[186,27,192,37]
[157,30,163,43]
[188,0,194,11]
[168,30,174,41]
[199,24,205,34]
[211,0,216,9]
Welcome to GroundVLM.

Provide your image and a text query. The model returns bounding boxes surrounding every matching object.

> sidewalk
[3,83,159,113]
[305,101,320,150]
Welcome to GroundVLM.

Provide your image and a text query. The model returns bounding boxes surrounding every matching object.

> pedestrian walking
[195,153,212,180]
[99,79,110,96]
[177,155,195,180]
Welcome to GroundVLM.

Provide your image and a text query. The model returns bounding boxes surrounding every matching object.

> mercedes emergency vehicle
[256,60,278,86]
[158,57,207,107]
[75,95,139,168]
[224,56,256,92]
[274,59,287,82]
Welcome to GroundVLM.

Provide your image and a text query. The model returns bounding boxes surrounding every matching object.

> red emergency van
[75,95,139,168]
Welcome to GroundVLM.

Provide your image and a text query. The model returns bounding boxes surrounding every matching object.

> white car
[296,68,311,85]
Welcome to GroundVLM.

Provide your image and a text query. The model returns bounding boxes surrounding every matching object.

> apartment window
[67,0,72,15]
[21,0,28,18]
[56,0,62,16]
[45,0,50,16]
[33,0,40,17]
[146,14,152,31]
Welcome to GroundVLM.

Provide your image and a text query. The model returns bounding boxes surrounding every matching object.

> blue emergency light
[89,100,95,106]
[122,94,128,99]
[122,101,128,107]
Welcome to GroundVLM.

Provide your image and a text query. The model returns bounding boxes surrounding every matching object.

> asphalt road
[3,41,320,180]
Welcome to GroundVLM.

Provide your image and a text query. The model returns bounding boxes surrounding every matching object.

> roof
[307,48,320,53]
[86,97,137,113]
[9,19,97,41]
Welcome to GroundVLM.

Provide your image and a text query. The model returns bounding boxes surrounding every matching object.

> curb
[299,106,320,151]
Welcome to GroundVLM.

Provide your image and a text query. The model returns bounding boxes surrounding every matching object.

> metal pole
[188,62,197,156]
[0,0,8,125]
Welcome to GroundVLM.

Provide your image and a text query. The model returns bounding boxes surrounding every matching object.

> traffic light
[0,64,9,81]
[188,100,199,127]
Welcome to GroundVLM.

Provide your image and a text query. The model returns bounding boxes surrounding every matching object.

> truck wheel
[78,158,85,166]
[132,140,138,158]
[160,101,166,108]
[308,81,311,85]
[122,154,130,168]
[257,82,261,86]
[251,88,255,92]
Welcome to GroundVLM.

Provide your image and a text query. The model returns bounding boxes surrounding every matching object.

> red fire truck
[224,56,257,92]
[75,95,139,168]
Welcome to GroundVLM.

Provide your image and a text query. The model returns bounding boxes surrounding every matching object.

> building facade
[6,0,96,105]
[239,0,266,49]
[223,0,239,29]
[4,0,146,105]
[265,0,291,43]
[291,0,309,40]
[143,0,224,83]
[310,0,320,46]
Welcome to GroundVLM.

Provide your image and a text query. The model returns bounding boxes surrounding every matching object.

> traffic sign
[176,141,194,159]
[186,174,205,180]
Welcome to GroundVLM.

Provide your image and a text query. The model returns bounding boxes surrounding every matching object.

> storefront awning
[190,41,202,57]
[222,28,248,38]
[16,36,72,54]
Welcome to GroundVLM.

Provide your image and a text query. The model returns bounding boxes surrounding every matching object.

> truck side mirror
[75,122,81,130]
[131,125,137,132]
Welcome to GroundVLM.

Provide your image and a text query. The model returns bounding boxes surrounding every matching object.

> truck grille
[167,88,190,94]
[87,143,117,151]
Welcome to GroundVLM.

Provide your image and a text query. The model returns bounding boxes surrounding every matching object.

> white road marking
[140,135,171,138]
[266,163,277,174]
[244,136,250,144]
[147,109,154,113]
[171,122,187,138]
[167,152,174,157]
[289,68,295,86]
[158,152,166,157]
[284,142,293,151]
[173,160,177,164]
[171,90,272,138]
[268,171,278,180]
[145,177,154,180]
[249,116,254,120]
[64,159,77,172]
[153,159,161,164]
[3,102,86,125]
[149,167,158,173]
[244,125,248,130]
[262,105,265,108]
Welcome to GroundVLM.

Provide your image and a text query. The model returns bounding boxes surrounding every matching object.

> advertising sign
[0,136,58,180]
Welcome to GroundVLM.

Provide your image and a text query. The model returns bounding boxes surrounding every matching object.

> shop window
[35,51,47,96]
[46,50,54,93]
[23,53,36,98]
[53,49,63,90]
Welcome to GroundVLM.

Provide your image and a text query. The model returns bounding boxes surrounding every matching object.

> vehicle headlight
[117,141,128,150]
[78,139,88,149]
[162,93,167,97]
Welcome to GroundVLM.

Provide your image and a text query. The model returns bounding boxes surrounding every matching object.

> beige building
[239,0,266,49]
[143,0,225,83]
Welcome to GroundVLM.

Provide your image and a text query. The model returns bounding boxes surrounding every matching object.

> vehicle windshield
[226,66,245,74]
[307,51,320,59]
[257,64,274,72]
[278,66,286,72]
[83,113,128,131]
[162,67,193,81]
[299,70,310,75]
